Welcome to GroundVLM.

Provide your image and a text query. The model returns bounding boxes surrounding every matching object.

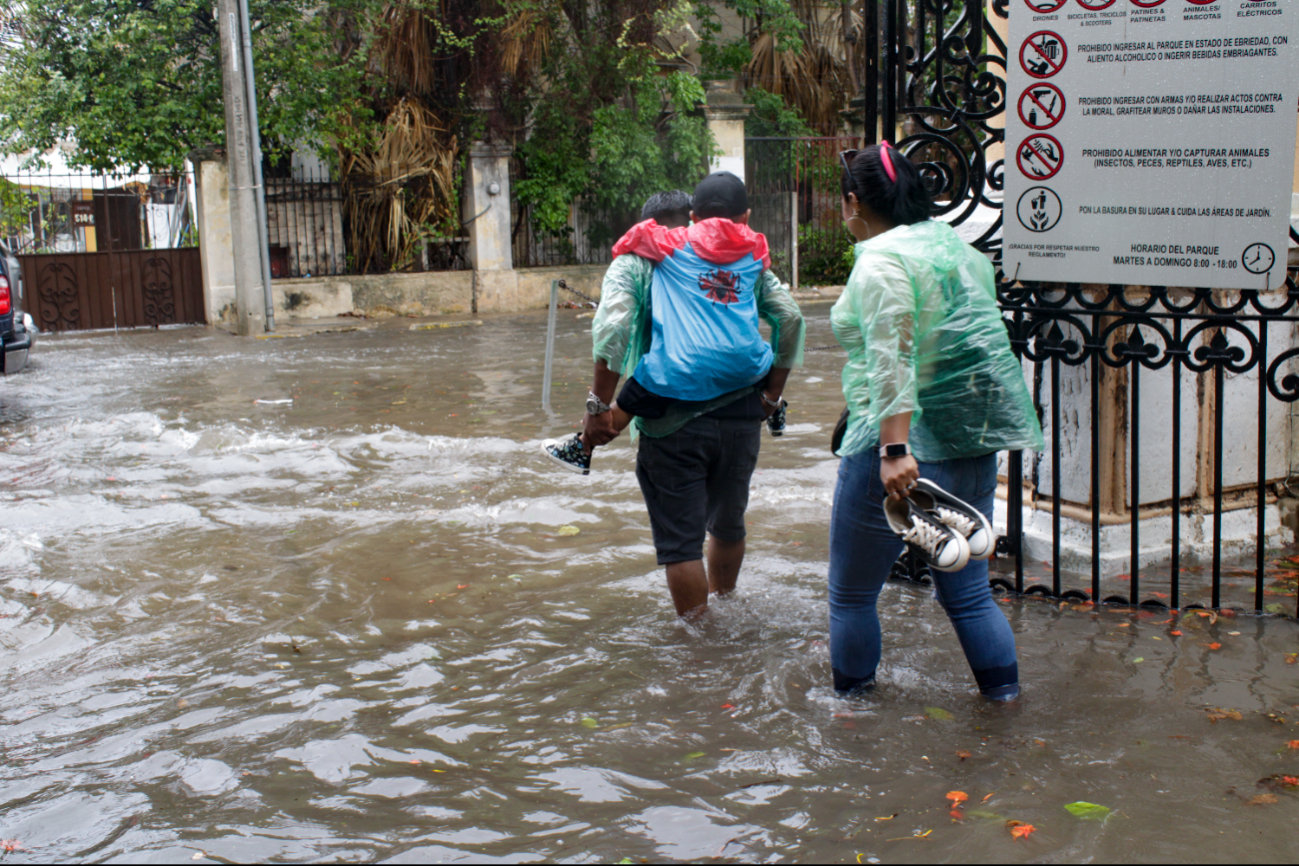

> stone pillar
[462,142,519,312]
[464,142,513,272]
[190,147,238,326]
[703,80,752,181]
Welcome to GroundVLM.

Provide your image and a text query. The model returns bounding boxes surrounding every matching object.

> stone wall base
[264,264,609,320]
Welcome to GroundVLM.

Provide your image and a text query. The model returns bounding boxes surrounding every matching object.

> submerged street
[0,307,1297,862]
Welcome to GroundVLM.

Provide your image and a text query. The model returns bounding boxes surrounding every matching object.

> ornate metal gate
[869,0,1299,615]
[18,249,205,332]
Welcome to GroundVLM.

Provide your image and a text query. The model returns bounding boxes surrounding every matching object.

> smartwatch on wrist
[586,391,613,415]
[879,442,911,459]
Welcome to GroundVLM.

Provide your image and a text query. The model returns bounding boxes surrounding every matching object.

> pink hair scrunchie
[879,141,898,183]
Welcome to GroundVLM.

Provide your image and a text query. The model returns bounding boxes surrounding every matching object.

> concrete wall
[269,264,609,319]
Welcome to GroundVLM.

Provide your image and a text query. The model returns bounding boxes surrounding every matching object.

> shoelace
[902,517,951,558]
[934,506,977,537]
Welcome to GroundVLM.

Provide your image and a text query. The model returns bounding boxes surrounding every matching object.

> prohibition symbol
[1076,0,1116,8]
[1017,187,1062,233]
[1020,31,1067,80]
[1129,0,1166,7]
[1018,83,1066,130]
[1024,0,1065,11]
[1185,0,1215,4]
[1018,134,1064,180]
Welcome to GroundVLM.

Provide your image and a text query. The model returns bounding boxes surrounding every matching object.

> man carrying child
[544,172,805,618]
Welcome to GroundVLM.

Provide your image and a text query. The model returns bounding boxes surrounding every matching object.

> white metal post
[541,279,559,409]
[790,190,799,292]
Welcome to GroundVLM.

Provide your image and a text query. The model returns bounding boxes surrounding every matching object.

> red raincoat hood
[611,218,772,270]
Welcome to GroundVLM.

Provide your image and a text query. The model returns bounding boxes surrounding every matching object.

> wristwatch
[879,442,911,459]
[586,391,613,415]
[760,392,782,409]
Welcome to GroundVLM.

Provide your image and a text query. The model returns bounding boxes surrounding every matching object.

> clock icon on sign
[1242,243,1275,274]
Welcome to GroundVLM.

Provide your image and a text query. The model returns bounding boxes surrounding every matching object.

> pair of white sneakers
[883,479,994,573]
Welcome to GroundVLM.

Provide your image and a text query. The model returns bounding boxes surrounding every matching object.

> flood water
[1,307,1298,863]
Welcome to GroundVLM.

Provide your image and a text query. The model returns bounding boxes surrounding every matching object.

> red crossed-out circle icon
[1017,134,1064,180]
[1024,0,1066,11]
[1020,32,1068,79]
[1018,83,1066,130]
[1076,0,1116,8]
[1185,0,1218,4]
[1130,0,1166,7]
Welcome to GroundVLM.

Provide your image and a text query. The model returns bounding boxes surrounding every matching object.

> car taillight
[0,276,11,316]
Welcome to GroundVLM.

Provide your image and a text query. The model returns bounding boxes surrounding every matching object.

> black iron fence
[508,159,621,269]
[745,136,860,288]
[266,166,468,277]
[863,0,1299,616]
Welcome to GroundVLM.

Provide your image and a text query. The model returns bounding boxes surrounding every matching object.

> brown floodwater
[0,307,1297,863]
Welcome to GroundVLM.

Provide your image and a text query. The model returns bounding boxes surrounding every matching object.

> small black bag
[830,406,850,456]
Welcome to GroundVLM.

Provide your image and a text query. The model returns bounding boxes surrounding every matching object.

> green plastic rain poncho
[591,254,806,438]
[831,220,1043,461]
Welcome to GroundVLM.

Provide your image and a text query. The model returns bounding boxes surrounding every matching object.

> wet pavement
[0,307,1298,862]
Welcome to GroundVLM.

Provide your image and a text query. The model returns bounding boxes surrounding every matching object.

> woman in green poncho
[828,144,1043,700]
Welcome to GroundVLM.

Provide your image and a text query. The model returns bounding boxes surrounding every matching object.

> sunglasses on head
[840,149,861,198]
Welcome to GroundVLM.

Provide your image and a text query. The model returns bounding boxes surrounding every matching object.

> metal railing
[267,166,468,277]
[862,0,1299,616]
[745,137,860,289]
[1,169,195,255]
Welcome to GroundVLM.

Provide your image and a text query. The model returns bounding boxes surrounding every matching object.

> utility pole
[216,0,266,336]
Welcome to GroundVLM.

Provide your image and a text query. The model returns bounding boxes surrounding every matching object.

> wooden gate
[18,248,205,332]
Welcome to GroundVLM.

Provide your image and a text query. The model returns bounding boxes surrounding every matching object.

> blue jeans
[828,450,1019,699]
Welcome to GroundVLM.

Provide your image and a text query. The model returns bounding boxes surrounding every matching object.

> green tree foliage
[0,0,374,170]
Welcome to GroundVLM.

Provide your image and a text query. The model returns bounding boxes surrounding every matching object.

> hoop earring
[846,213,872,240]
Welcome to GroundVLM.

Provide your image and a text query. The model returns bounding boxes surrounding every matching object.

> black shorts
[635,415,763,564]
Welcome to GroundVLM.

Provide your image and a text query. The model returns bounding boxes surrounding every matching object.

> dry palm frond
[497,7,553,78]
[342,98,459,273]
[375,2,438,95]
[744,0,860,134]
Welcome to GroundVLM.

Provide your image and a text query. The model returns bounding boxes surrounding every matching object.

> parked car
[0,241,33,374]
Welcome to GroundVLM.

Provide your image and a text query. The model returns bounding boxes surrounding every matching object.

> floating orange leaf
[956,750,972,761]
[950,809,964,821]
[1208,642,1222,650]
[982,792,995,803]
[1006,820,1036,841]
[946,791,969,804]
[0,841,20,852]
[1250,793,1279,805]
[1170,630,1183,636]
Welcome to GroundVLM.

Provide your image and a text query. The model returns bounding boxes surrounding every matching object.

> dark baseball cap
[691,171,749,220]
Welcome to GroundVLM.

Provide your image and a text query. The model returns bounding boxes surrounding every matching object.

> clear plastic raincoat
[830,220,1043,461]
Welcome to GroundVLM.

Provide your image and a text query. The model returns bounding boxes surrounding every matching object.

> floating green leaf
[1131,657,1144,664]
[925,707,954,721]
[683,751,706,761]
[1266,603,1285,614]
[557,525,581,537]
[1064,801,1111,820]
[580,717,598,728]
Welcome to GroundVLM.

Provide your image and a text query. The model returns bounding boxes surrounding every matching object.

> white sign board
[1004,0,1299,290]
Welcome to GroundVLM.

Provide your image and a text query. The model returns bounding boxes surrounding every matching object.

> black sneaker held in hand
[883,495,970,572]
[907,478,995,560]
[541,433,591,475]
[765,398,788,437]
